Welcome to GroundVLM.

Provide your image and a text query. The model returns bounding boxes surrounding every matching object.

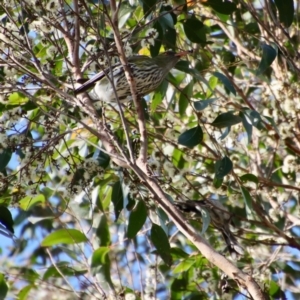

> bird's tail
[220,227,244,259]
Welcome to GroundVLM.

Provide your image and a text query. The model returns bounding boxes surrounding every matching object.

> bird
[74,51,188,102]
[174,199,244,258]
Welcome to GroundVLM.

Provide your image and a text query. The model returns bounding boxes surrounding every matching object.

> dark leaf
[141,0,157,16]
[205,0,237,15]
[240,174,259,185]
[111,181,124,221]
[96,215,110,246]
[256,44,277,76]
[0,206,14,233]
[194,98,217,111]
[215,156,232,179]
[274,0,294,27]
[212,72,236,95]
[178,126,203,148]
[219,126,231,140]
[183,17,207,44]
[127,201,148,239]
[150,223,172,266]
[0,149,12,172]
[97,151,110,169]
[211,112,242,128]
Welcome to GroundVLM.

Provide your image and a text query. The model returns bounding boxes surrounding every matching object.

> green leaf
[171,277,188,292]
[215,156,232,179]
[194,98,217,111]
[243,110,264,130]
[173,258,195,274]
[0,273,8,299]
[0,206,14,233]
[8,92,29,105]
[240,174,259,185]
[97,151,110,169]
[170,247,189,260]
[212,72,236,95]
[150,223,172,266]
[111,181,124,221]
[211,112,242,128]
[41,229,88,247]
[18,285,34,300]
[207,76,218,97]
[157,207,169,234]
[0,149,12,172]
[127,200,148,239]
[269,280,280,296]
[256,44,277,76]
[241,186,253,217]
[213,177,223,188]
[274,0,294,27]
[183,17,206,44]
[178,126,203,148]
[151,80,168,111]
[96,215,110,247]
[19,194,45,211]
[159,12,174,29]
[172,148,185,169]
[179,81,193,117]
[91,247,113,287]
[205,0,237,14]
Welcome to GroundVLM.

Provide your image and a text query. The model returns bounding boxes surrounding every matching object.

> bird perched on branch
[174,199,244,258]
[74,51,188,102]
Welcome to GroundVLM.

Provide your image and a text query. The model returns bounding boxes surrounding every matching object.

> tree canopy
[0,0,299,299]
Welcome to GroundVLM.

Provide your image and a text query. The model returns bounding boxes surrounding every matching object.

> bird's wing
[74,63,122,95]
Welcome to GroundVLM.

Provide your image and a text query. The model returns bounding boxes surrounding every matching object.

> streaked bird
[74,51,188,102]
[175,199,244,258]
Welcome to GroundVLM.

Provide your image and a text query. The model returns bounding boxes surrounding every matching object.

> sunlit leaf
[0,273,8,299]
[173,258,195,274]
[91,247,113,287]
[41,229,88,247]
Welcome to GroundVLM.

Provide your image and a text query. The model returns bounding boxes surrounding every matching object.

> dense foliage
[0,0,299,299]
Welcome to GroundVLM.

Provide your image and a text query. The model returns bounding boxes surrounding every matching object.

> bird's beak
[175,51,191,57]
